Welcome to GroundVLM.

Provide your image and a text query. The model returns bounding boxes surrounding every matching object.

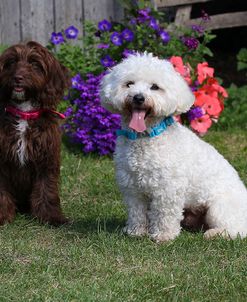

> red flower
[197,62,214,84]
[190,114,212,134]
[170,56,192,85]
[206,78,228,98]
[194,90,207,107]
[202,97,222,117]
[194,90,222,118]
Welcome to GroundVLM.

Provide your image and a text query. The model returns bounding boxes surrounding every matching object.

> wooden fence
[0,0,123,46]
[154,0,247,30]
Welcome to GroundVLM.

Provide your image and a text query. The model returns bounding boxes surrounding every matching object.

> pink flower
[196,78,227,114]
[194,90,210,107]
[202,97,222,117]
[205,78,228,98]
[194,90,223,118]
[170,56,192,84]
[197,62,214,84]
[170,56,184,74]
[190,114,212,134]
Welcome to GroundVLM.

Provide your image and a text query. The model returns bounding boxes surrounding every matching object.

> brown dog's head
[0,41,70,108]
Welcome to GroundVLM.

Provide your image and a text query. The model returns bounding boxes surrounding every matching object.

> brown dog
[0,41,70,226]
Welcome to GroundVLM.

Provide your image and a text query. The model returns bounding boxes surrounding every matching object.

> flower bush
[170,56,227,134]
[48,1,228,154]
[63,73,120,155]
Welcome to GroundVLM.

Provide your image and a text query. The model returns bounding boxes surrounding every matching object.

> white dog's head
[100,53,194,132]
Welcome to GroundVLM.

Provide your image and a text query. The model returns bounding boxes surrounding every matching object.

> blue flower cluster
[50,25,79,44]
[63,73,121,155]
[97,8,172,68]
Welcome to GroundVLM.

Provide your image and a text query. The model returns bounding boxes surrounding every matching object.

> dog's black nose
[133,94,145,104]
[14,75,23,83]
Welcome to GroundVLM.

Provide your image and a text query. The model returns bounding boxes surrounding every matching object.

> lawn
[0,129,247,302]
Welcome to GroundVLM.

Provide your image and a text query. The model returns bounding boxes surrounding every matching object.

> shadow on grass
[64,216,125,236]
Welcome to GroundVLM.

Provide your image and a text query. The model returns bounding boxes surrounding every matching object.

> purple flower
[122,49,135,58]
[130,18,137,25]
[50,32,64,45]
[98,19,112,31]
[97,43,109,49]
[191,24,204,34]
[190,80,200,92]
[65,26,79,39]
[201,10,210,21]
[182,36,199,50]
[64,107,73,117]
[149,18,159,30]
[100,55,115,67]
[62,72,121,155]
[94,30,101,37]
[136,8,151,23]
[122,29,134,42]
[187,107,204,121]
[71,74,83,89]
[110,32,123,46]
[159,30,170,44]
[83,141,95,153]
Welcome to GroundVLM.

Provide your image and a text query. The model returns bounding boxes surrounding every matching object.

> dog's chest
[15,119,29,166]
[116,138,165,190]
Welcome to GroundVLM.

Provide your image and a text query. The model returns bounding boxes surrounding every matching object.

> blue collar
[116,116,174,140]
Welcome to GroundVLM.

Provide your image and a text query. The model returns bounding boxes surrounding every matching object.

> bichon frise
[100,53,247,242]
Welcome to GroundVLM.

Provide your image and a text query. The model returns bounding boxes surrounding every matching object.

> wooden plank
[155,0,212,8]
[84,0,122,22]
[175,6,192,25]
[184,11,247,30]
[113,0,124,22]
[20,0,54,46]
[54,0,83,34]
[0,0,21,45]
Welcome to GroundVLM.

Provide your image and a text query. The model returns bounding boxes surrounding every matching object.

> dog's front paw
[35,214,70,227]
[123,225,147,237]
[149,231,178,243]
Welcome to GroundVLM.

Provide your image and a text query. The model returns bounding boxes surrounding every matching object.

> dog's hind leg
[30,172,68,226]
[204,191,247,239]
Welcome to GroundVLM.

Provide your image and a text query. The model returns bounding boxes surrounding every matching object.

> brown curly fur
[0,41,70,226]
[181,206,209,232]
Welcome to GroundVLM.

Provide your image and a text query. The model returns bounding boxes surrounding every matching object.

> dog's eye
[150,84,159,90]
[126,81,134,88]
[4,59,16,69]
[31,62,42,71]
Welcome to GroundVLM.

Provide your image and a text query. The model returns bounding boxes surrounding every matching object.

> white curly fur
[13,101,33,166]
[100,53,247,242]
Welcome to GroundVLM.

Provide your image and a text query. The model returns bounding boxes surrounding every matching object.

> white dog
[100,53,247,242]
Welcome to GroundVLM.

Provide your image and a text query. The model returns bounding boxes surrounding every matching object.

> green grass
[0,130,247,302]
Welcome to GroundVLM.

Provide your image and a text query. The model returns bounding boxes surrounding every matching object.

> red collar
[5,105,65,120]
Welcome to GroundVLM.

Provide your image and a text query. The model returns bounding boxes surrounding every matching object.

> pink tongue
[129,110,147,132]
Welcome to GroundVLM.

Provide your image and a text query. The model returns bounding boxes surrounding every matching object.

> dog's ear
[99,71,116,112]
[27,41,71,108]
[173,78,195,115]
[164,62,195,115]
[0,53,3,73]
[44,53,71,108]
[46,57,71,106]
[0,47,11,73]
